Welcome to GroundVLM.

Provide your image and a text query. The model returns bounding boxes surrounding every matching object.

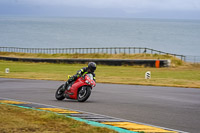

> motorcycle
[55,73,96,102]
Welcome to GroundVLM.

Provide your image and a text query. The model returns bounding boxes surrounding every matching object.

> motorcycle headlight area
[85,80,91,85]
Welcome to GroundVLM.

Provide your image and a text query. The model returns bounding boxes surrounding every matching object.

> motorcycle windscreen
[86,74,93,80]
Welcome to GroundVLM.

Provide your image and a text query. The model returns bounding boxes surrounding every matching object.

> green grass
[0,104,117,133]
[0,60,200,88]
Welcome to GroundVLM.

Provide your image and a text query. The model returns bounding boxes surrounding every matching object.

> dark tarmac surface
[0,78,200,133]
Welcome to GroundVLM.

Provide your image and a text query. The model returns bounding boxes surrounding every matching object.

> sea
[0,16,200,57]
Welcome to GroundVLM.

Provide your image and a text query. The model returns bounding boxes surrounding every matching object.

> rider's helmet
[88,62,96,72]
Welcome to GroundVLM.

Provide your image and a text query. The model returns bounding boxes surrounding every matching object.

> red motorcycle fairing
[65,77,90,99]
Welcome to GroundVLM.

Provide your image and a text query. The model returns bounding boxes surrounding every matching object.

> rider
[62,62,96,90]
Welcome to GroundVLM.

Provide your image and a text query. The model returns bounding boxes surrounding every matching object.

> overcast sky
[0,0,200,19]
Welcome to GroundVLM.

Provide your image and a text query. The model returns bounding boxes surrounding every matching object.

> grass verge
[0,103,117,133]
[0,52,184,66]
[0,60,200,88]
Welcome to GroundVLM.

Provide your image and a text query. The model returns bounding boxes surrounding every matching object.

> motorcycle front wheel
[77,86,91,102]
[55,84,65,100]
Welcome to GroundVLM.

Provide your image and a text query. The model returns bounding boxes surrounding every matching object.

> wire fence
[185,56,200,63]
[0,47,186,61]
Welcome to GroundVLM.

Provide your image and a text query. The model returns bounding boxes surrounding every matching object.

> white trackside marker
[145,71,151,79]
[5,68,10,74]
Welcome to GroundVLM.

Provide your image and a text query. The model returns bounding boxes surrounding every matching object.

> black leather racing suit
[67,67,96,85]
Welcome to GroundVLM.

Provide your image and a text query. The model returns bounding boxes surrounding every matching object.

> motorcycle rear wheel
[55,84,65,100]
[77,86,91,102]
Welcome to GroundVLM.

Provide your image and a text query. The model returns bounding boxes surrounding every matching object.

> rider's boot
[62,77,74,91]
[62,75,76,91]
[62,81,69,91]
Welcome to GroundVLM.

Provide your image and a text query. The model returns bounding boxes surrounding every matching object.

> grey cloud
[0,0,200,19]
[2,0,200,10]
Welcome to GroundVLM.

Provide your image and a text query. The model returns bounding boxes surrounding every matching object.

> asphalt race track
[0,78,200,133]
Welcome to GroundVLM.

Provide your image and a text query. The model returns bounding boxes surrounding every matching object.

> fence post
[144,48,147,53]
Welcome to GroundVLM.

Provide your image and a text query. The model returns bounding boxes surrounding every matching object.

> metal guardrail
[0,47,186,61]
